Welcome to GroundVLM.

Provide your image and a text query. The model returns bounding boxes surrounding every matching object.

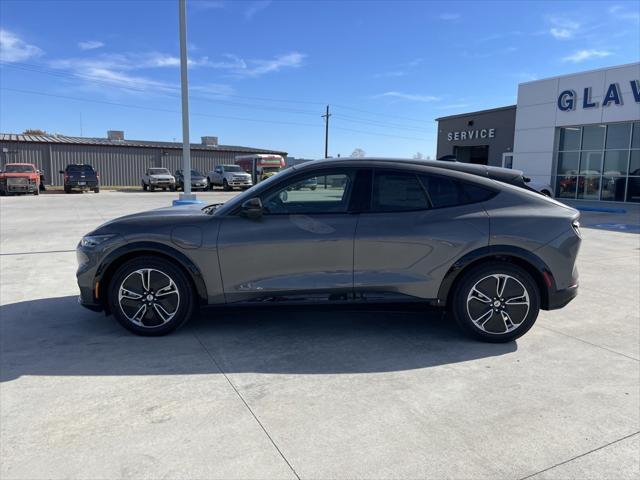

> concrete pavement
[1,191,638,479]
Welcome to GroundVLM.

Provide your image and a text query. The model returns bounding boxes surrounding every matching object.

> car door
[212,166,222,185]
[217,168,359,303]
[354,169,490,300]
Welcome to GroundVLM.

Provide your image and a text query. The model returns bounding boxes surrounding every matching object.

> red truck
[0,163,41,196]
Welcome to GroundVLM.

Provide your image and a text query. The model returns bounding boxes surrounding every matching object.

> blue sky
[0,0,638,158]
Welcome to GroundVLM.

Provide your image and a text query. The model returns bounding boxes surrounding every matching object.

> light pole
[174,0,200,205]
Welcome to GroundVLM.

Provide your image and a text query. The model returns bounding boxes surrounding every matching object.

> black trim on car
[94,242,209,307]
[436,245,562,310]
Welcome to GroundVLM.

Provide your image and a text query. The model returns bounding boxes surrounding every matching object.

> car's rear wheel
[452,262,540,343]
[108,256,195,336]
[94,187,100,193]
[223,179,231,191]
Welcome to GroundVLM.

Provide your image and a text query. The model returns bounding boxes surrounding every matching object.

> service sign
[558,80,640,111]
[447,128,496,141]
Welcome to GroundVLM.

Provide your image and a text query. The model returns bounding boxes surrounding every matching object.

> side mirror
[59,170,64,174]
[241,197,263,219]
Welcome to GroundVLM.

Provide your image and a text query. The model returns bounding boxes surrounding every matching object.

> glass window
[460,183,495,202]
[557,152,580,175]
[558,127,581,151]
[581,125,606,150]
[262,172,352,214]
[601,175,627,201]
[603,151,629,176]
[576,175,601,200]
[630,151,640,176]
[556,173,577,199]
[420,175,466,208]
[371,172,429,212]
[627,177,640,202]
[632,122,640,149]
[605,123,632,150]
[579,151,603,174]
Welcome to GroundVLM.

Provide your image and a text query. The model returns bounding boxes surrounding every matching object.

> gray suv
[76,158,581,342]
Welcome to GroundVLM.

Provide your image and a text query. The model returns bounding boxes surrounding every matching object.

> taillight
[96,171,100,179]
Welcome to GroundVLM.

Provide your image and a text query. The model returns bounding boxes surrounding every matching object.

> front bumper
[6,184,37,193]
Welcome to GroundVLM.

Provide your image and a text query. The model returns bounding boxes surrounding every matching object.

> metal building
[0,131,287,186]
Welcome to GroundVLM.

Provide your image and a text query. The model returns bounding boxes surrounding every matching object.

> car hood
[191,176,207,182]
[94,204,208,232]
[149,175,174,180]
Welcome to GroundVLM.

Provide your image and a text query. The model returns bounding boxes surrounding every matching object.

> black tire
[310,186,316,191]
[142,183,148,191]
[150,185,155,192]
[169,185,175,192]
[108,256,195,336]
[94,187,100,193]
[541,189,551,197]
[34,188,39,196]
[64,186,71,194]
[451,262,540,343]
[223,179,231,191]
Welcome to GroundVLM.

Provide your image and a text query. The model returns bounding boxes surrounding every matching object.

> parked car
[207,164,252,191]
[142,168,175,191]
[526,179,554,197]
[60,164,100,193]
[77,158,581,342]
[0,163,40,195]
[175,169,208,191]
[292,176,318,190]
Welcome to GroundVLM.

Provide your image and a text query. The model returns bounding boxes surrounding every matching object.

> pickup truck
[0,163,40,195]
[60,164,100,193]
[207,164,252,191]
[142,168,176,191]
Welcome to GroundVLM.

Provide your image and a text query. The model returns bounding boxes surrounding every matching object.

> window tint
[461,182,495,202]
[67,164,94,173]
[420,175,467,208]
[262,172,352,214]
[371,172,429,212]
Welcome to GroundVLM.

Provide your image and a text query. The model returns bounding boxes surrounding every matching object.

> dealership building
[437,62,640,203]
[0,131,287,187]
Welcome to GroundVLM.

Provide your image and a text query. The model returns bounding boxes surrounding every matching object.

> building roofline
[0,133,287,156]
[435,105,516,122]
[518,61,640,86]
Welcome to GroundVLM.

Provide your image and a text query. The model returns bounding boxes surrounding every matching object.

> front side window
[371,171,429,212]
[262,172,353,214]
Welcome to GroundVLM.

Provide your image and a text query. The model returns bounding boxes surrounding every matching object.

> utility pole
[175,0,199,205]
[322,105,331,158]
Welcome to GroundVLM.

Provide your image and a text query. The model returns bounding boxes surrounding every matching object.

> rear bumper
[546,284,578,310]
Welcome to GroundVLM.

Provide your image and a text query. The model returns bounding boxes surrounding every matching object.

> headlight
[81,234,116,248]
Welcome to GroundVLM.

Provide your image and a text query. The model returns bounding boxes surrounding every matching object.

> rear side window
[372,171,429,212]
[420,175,493,208]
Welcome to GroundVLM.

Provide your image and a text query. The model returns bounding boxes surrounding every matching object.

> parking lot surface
[1,191,639,480]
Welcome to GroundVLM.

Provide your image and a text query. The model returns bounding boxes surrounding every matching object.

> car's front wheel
[108,256,195,336]
[452,262,540,343]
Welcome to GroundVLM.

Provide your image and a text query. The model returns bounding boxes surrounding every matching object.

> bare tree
[351,148,366,158]
[412,152,425,160]
[22,129,49,135]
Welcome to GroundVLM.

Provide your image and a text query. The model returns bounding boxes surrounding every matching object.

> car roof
[292,157,526,186]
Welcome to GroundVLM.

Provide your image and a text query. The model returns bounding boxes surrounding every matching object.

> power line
[1,60,433,131]
[0,87,429,141]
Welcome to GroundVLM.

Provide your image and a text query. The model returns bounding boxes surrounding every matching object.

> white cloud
[550,28,573,39]
[78,40,104,50]
[547,17,581,39]
[375,91,440,103]
[209,52,305,77]
[609,5,640,22]
[439,13,460,21]
[0,29,43,62]
[245,1,271,20]
[140,53,210,68]
[562,49,612,63]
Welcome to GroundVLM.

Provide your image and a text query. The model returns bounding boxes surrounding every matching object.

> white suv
[142,168,176,192]
[208,165,252,191]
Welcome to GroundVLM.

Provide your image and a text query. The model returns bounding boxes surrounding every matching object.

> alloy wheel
[466,274,530,334]
[117,268,180,327]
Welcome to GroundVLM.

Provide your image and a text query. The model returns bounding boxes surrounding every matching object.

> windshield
[67,164,94,173]
[263,167,281,173]
[191,170,204,176]
[4,164,36,173]
[226,165,243,172]
[149,168,170,175]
